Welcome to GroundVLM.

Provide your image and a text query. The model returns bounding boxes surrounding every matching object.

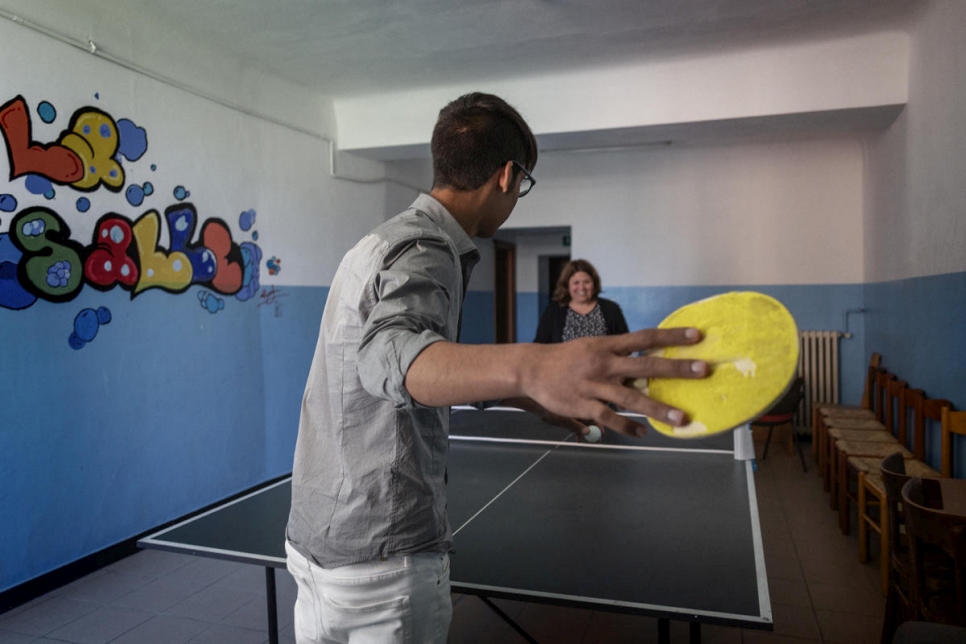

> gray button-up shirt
[287,194,480,568]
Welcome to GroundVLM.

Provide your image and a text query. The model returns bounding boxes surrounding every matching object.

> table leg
[658,618,670,644]
[478,596,538,643]
[657,618,701,643]
[265,567,279,644]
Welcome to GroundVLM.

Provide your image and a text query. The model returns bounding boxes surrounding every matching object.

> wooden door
[494,240,516,343]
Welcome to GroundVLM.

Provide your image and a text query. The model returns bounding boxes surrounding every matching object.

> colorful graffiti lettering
[58,108,125,192]
[9,207,86,302]
[0,96,83,184]
[2,204,254,304]
[0,94,266,314]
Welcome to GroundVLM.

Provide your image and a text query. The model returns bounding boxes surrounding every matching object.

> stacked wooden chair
[879,408,966,640]
[830,372,915,534]
[814,358,884,494]
[879,452,919,642]
[880,447,962,642]
[858,393,950,595]
[902,471,966,628]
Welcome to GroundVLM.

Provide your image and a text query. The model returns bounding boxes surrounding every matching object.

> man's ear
[497,161,516,194]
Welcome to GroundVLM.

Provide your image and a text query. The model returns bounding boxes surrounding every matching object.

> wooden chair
[857,390,946,595]
[827,373,901,527]
[819,367,890,494]
[816,351,882,415]
[941,409,966,480]
[881,452,957,643]
[812,352,881,463]
[853,388,924,560]
[902,476,966,627]
[756,377,807,470]
[880,452,918,643]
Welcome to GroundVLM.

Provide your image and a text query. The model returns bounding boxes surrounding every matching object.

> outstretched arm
[404,327,708,437]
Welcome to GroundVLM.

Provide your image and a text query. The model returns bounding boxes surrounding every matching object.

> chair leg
[819,416,831,487]
[812,409,820,460]
[817,415,829,486]
[838,452,851,534]
[879,498,889,597]
[881,582,900,644]
[792,426,807,472]
[829,438,838,510]
[762,425,773,460]
[858,472,869,561]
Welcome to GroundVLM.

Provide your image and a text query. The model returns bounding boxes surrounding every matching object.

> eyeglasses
[511,160,536,198]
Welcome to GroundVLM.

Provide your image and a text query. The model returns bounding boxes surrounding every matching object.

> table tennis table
[139,407,772,643]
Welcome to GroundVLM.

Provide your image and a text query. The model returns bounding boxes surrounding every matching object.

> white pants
[285,541,452,644]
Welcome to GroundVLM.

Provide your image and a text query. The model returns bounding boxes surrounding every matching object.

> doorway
[492,226,572,343]
[546,256,571,303]
[493,240,516,343]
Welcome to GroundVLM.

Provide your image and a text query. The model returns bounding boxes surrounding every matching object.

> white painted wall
[478,231,571,293]
[864,0,966,282]
[335,32,909,156]
[0,0,336,138]
[0,3,392,289]
[506,137,865,288]
[512,233,571,293]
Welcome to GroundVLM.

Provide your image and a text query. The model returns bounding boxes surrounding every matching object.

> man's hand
[405,328,708,437]
[519,328,708,437]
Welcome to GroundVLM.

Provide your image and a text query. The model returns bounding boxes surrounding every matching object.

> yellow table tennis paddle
[633,291,799,439]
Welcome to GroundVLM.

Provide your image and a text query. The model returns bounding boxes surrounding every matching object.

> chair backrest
[886,378,908,439]
[901,476,966,625]
[901,388,926,457]
[860,352,883,410]
[912,396,952,465]
[765,376,805,417]
[942,408,966,478]
[881,452,911,564]
[875,369,896,424]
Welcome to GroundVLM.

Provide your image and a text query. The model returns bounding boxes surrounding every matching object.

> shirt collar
[410,193,479,259]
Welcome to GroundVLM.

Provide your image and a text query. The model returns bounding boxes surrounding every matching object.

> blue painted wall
[865,271,966,473]
[460,291,495,344]
[0,282,500,592]
[511,272,966,475]
[4,268,963,594]
[259,287,328,474]
[0,285,322,592]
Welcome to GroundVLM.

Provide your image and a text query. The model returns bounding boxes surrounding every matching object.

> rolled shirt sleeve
[357,233,463,407]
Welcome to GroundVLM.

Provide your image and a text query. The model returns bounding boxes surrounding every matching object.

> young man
[286,92,708,644]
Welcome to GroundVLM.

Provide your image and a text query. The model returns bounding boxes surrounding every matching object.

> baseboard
[0,539,139,614]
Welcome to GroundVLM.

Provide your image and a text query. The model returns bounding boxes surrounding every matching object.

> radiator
[797,330,843,434]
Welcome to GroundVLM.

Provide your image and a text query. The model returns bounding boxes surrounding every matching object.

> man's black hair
[431,92,538,191]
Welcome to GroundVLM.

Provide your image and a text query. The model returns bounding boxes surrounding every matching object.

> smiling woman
[533,258,629,343]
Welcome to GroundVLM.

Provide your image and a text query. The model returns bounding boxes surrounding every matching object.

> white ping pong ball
[585,425,602,443]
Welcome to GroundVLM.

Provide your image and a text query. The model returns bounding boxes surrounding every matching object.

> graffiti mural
[0,94,273,345]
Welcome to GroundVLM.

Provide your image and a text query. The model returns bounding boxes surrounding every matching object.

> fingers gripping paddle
[633,291,799,438]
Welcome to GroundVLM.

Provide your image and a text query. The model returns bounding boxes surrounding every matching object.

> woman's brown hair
[552,259,602,305]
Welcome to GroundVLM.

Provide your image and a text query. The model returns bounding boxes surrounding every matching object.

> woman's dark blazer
[533,297,629,343]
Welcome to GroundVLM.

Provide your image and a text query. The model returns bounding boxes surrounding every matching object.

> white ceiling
[131,0,921,100]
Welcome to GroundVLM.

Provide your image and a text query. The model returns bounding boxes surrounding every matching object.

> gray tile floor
[0,439,885,643]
